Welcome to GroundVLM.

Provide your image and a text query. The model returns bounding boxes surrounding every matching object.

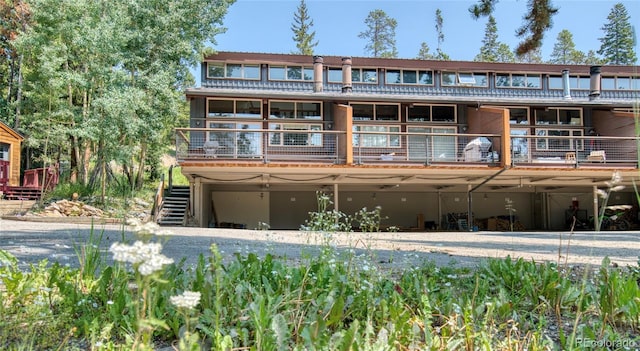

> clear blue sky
[214,0,639,62]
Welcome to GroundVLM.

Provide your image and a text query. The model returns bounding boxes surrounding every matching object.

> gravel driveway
[1,218,639,271]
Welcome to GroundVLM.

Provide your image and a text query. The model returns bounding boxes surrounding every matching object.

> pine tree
[470,0,557,56]
[434,9,450,60]
[291,0,317,55]
[549,29,584,64]
[598,3,637,65]
[416,42,435,60]
[358,9,398,58]
[584,50,603,65]
[496,43,516,63]
[516,47,543,63]
[474,16,499,62]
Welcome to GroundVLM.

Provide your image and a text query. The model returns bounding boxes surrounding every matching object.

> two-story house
[176,52,639,231]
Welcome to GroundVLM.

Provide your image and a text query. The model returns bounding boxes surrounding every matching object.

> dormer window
[496,73,541,88]
[328,68,378,83]
[206,62,260,80]
[385,69,433,85]
[269,65,314,81]
[441,71,487,87]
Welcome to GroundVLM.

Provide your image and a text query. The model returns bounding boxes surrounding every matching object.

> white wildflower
[109,241,173,275]
[137,254,174,276]
[107,300,114,305]
[170,291,201,309]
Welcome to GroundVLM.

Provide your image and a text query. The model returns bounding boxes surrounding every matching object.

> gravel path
[1,218,639,271]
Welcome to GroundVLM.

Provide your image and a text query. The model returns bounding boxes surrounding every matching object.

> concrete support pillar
[194,177,202,227]
[313,55,323,92]
[341,57,352,93]
[589,65,602,100]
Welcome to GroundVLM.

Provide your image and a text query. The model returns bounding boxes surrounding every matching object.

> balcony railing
[510,135,639,166]
[352,131,501,166]
[176,128,344,163]
[175,128,503,166]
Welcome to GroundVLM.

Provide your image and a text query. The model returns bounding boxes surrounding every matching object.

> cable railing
[175,128,344,163]
[352,131,502,166]
[175,127,639,168]
[510,134,639,166]
[175,127,505,166]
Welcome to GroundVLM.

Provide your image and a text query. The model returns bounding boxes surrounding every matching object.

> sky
[213,0,639,62]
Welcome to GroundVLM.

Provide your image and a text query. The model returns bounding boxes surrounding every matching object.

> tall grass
[1,205,639,349]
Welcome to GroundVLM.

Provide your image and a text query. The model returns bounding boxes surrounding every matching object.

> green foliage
[474,15,515,62]
[470,0,558,56]
[598,3,637,65]
[3,225,640,349]
[11,0,234,190]
[291,0,318,55]
[549,29,586,64]
[358,9,398,58]
[301,191,353,232]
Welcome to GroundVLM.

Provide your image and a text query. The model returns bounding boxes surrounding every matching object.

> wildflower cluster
[170,291,201,310]
[126,218,173,236]
[108,218,175,275]
[109,241,174,275]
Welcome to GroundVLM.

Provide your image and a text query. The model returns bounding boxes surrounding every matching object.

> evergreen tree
[474,16,502,62]
[416,42,435,60]
[496,43,516,63]
[549,29,585,64]
[434,9,450,60]
[470,0,557,56]
[584,50,603,65]
[291,0,317,55]
[598,3,637,65]
[358,9,398,58]
[516,47,543,63]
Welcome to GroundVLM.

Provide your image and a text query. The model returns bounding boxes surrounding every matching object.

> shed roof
[0,120,24,141]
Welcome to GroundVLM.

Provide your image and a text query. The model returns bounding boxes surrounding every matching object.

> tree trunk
[14,54,23,129]
[135,142,147,190]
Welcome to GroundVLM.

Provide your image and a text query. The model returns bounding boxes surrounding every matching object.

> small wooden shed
[0,120,23,191]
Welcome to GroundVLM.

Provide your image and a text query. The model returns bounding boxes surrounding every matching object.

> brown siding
[0,123,23,186]
[205,51,640,75]
[467,106,510,167]
[333,104,352,165]
[593,110,636,161]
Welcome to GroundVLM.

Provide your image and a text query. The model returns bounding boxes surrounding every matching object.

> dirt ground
[1,218,639,271]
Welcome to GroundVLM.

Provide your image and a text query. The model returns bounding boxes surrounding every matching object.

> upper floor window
[496,73,541,88]
[385,69,433,85]
[351,103,400,121]
[548,75,590,90]
[207,62,260,80]
[269,101,322,120]
[442,71,488,87]
[269,65,314,81]
[507,107,530,124]
[407,104,456,123]
[207,99,262,119]
[534,108,582,126]
[602,76,639,90]
[328,67,378,83]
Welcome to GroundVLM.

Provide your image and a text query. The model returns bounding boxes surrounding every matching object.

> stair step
[156,185,190,226]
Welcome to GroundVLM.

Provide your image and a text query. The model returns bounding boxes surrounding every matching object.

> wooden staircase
[156,185,190,226]
[3,186,43,200]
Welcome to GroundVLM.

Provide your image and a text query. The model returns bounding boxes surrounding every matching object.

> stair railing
[151,173,165,222]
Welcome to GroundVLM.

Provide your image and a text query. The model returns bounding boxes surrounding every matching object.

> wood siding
[0,122,23,187]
